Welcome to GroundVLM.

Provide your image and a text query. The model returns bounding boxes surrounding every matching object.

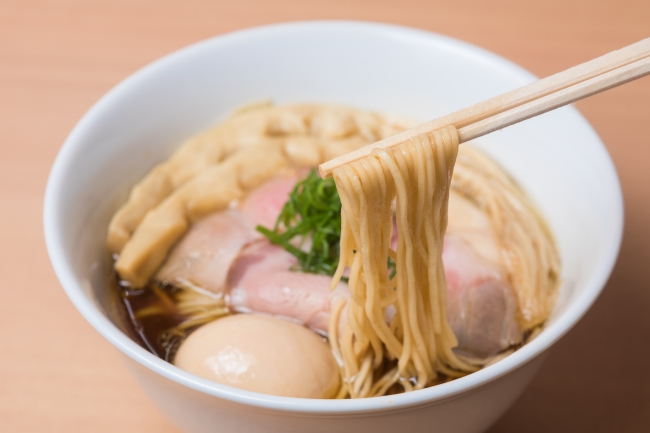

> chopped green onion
[256,169,343,276]
[257,169,398,280]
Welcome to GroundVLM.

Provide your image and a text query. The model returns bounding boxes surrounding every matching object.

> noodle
[331,126,477,398]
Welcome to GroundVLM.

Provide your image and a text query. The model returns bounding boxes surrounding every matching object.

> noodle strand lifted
[330,126,477,398]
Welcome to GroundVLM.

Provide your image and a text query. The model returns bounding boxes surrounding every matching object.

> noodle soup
[108,103,559,399]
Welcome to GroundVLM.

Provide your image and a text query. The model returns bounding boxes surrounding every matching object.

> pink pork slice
[155,210,256,294]
[228,240,349,333]
[443,234,523,359]
[155,175,297,294]
[240,176,298,230]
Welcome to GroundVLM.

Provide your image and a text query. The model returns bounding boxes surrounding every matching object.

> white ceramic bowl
[44,21,623,433]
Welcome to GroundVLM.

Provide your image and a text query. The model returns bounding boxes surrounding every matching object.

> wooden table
[1,1,649,431]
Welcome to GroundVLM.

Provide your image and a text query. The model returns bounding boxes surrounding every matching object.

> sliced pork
[227,241,349,333]
[156,175,296,293]
[240,175,297,229]
[155,210,256,293]
[443,235,523,359]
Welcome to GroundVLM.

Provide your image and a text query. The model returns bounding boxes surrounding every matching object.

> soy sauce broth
[110,273,191,362]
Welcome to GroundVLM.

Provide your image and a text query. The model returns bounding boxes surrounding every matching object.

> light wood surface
[1,1,649,432]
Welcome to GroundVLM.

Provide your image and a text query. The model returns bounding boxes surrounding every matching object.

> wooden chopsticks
[319,38,650,178]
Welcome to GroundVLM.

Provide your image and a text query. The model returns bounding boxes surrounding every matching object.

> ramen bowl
[44,21,623,433]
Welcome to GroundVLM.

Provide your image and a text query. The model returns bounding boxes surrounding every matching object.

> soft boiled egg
[174,314,340,398]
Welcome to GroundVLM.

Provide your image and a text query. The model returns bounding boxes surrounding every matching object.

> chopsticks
[319,38,650,178]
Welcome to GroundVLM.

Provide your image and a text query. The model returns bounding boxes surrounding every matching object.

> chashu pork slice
[156,209,256,294]
[443,234,523,360]
[227,241,349,334]
[156,175,297,294]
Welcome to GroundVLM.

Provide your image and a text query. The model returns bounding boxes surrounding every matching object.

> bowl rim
[43,20,623,414]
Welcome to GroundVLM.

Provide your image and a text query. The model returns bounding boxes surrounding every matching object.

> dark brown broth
[110,273,190,362]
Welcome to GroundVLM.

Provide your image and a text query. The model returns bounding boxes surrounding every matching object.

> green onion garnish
[257,169,397,279]
[256,169,343,276]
